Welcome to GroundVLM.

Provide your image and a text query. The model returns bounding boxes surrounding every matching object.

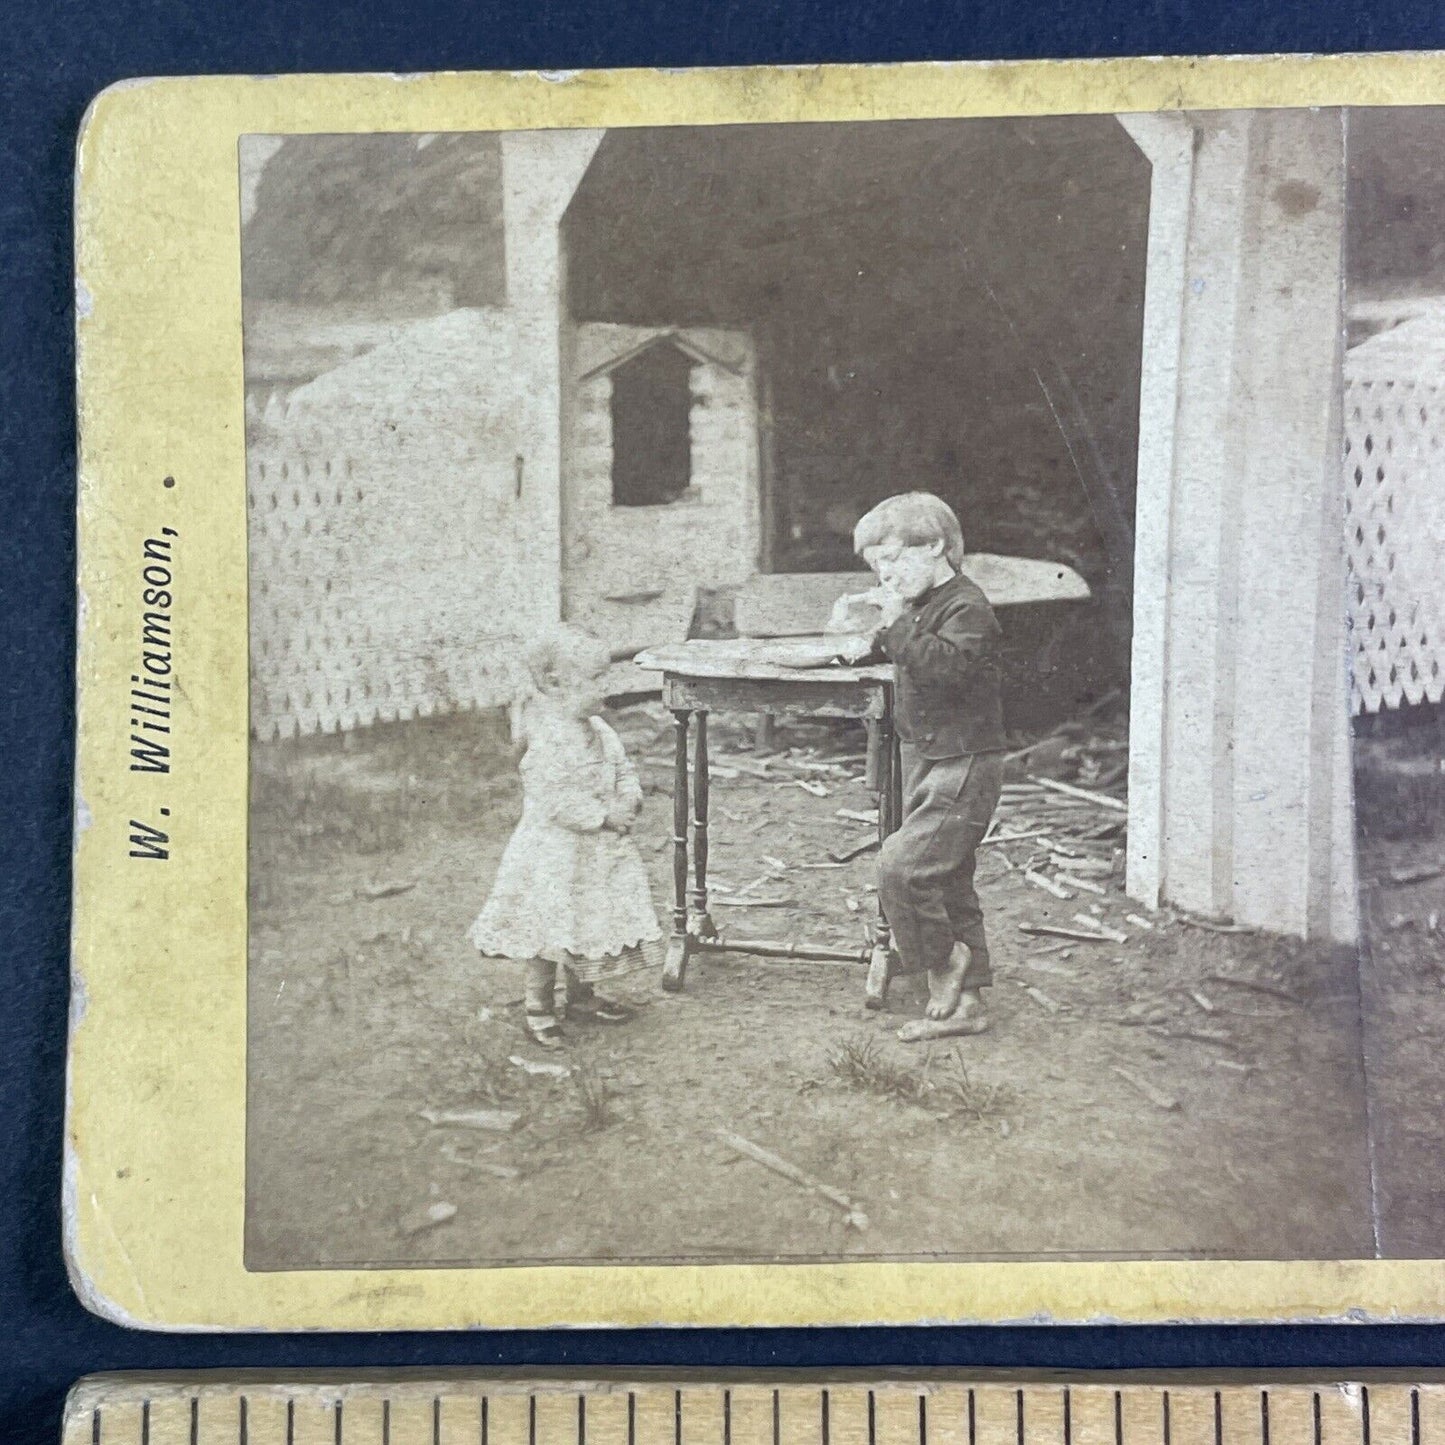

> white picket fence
[248,328,1445,733]
[247,438,534,739]
[1344,331,1445,714]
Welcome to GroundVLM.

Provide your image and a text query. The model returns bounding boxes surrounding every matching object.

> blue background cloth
[6,2,1445,1441]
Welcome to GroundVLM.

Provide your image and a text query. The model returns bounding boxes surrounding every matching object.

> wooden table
[633,639,903,1006]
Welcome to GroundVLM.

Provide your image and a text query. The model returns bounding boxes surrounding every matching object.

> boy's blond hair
[852,492,966,568]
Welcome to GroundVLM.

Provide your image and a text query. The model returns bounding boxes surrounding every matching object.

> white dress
[469,707,662,979]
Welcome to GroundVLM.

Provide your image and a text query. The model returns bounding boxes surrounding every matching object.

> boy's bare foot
[925,943,972,1019]
[898,989,988,1044]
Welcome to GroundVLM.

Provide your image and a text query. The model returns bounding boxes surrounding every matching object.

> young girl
[469,625,661,1047]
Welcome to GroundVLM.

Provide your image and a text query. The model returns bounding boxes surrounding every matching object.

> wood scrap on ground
[1147,1024,1237,1051]
[1018,982,1065,1014]
[1022,956,1078,979]
[1070,914,1128,943]
[1018,923,1116,943]
[1204,974,1300,1004]
[981,828,1051,848]
[784,778,830,797]
[707,753,774,779]
[1052,854,1113,874]
[402,1201,458,1233]
[439,1142,521,1179]
[1112,1065,1180,1112]
[828,837,879,864]
[1024,868,1075,900]
[420,1108,522,1132]
[1028,776,1128,812]
[357,879,417,900]
[714,1129,869,1229]
[1177,913,1253,934]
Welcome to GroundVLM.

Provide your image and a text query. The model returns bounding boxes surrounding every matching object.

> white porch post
[1118,107,1357,944]
[501,130,604,625]
[1224,109,1356,941]
[1116,111,1195,911]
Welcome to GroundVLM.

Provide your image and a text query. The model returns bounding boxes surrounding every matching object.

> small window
[610,341,696,507]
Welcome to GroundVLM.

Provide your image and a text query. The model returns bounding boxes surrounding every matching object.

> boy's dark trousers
[877,746,1004,987]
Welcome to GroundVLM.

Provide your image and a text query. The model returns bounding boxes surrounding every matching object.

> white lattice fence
[247,439,534,738]
[1344,378,1445,714]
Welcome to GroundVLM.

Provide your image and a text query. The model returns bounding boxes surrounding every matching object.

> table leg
[689,710,717,940]
[890,729,903,832]
[864,719,881,791]
[864,712,897,1009]
[661,708,693,991]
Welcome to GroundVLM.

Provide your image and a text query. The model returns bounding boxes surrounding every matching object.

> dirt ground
[1354,720,1445,1257]
[246,705,1379,1270]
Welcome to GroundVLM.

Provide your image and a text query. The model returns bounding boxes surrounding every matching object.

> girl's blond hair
[508,624,610,742]
[522,623,610,696]
[852,492,966,567]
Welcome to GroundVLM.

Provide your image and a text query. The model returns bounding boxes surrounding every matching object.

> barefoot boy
[835,493,1006,1043]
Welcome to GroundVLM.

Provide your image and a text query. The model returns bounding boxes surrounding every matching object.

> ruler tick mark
[58,1377,1445,1445]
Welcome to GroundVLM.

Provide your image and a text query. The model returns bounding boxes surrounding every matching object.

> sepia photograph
[237,107,1444,1271]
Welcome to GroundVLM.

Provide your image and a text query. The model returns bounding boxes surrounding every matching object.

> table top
[633,636,894,684]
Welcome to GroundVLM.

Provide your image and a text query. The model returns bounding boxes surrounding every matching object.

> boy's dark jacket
[871,571,1007,758]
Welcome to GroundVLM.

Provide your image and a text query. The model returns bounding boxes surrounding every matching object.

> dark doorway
[610,340,696,507]
[562,116,1150,711]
